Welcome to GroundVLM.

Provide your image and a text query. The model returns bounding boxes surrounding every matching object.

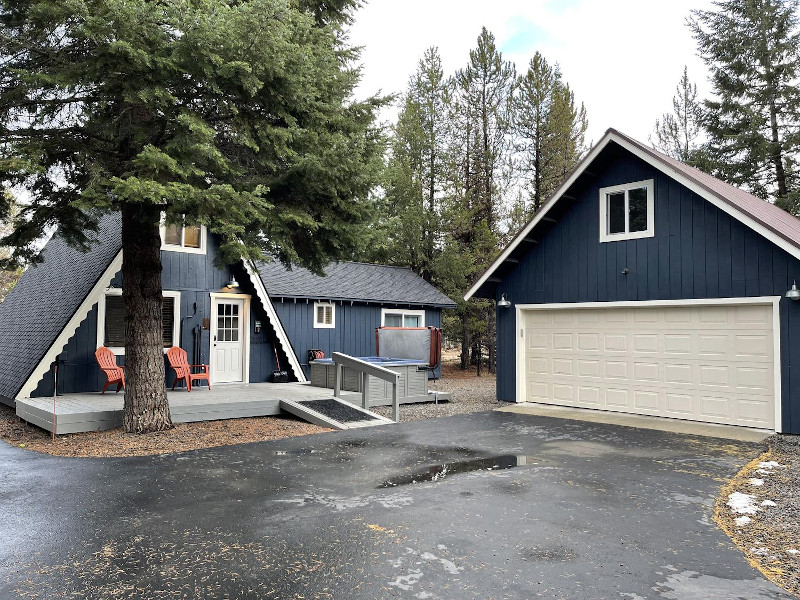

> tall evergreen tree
[512,53,587,222]
[651,67,704,163]
[0,0,384,432]
[689,0,800,213]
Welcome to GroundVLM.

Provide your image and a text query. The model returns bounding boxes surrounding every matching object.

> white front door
[212,298,245,383]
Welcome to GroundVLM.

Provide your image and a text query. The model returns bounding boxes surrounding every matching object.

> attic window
[162,217,206,254]
[599,179,654,242]
[314,302,335,329]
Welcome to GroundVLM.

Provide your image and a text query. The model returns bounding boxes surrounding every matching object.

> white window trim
[599,178,654,243]
[381,308,426,328]
[96,289,181,355]
[313,301,336,329]
[160,220,207,255]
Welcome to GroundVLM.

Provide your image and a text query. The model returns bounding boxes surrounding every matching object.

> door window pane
[628,187,648,232]
[607,192,626,234]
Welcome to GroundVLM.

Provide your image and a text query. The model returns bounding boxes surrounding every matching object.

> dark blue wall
[494,144,800,433]
[31,235,283,396]
[273,300,443,379]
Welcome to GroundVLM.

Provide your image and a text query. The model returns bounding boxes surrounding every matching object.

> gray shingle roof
[255,260,456,307]
[0,214,122,401]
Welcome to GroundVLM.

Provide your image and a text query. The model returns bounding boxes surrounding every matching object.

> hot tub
[309,357,432,406]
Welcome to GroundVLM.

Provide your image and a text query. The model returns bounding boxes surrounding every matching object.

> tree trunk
[460,313,470,370]
[121,204,172,433]
[487,305,496,375]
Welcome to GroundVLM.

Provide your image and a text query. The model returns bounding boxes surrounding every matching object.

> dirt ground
[714,434,800,596]
[0,355,498,458]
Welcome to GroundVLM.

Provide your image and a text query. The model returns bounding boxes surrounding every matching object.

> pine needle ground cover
[714,435,800,596]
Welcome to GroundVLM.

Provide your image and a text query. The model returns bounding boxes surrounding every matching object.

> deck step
[279,397,394,430]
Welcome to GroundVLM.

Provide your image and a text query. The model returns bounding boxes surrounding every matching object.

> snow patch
[388,569,423,591]
[727,492,759,514]
[420,551,462,575]
[735,516,751,526]
[788,549,799,555]
[748,478,764,486]
[760,499,776,507]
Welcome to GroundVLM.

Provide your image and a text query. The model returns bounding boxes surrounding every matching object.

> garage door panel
[524,303,775,429]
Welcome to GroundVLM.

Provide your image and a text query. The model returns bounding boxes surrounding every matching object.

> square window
[162,216,206,254]
[314,302,335,329]
[599,179,654,242]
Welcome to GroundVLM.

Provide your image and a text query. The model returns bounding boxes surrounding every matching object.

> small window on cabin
[599,179,654,242]
[314,302,335,329]
[162,217,205,253]
[381,309,425,328]
[103,294,178,349]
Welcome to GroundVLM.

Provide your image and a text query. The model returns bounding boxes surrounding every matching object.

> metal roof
[255,260,456,307]
[465,128,800,300]
[0,213,122,401]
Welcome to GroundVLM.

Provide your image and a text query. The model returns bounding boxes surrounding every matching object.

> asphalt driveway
[0,411,793,599]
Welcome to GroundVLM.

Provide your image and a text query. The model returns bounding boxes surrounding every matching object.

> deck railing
[331,352,400,422]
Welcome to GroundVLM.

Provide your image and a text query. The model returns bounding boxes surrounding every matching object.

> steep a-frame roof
[465,128,800,300]
[0,214,123,403]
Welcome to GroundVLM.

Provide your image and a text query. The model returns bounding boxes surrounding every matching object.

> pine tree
[0,0,385,432]
[512,53,587,221]
[651,66,705,164]
[689,0,800,213]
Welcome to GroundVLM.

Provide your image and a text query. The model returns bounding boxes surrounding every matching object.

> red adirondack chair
[167,346,211,392]
[95,347,125,394]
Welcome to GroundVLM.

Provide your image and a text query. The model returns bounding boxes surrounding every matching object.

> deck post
[362,372,369,409]
[392,374,399,422]
[333,363,342,398]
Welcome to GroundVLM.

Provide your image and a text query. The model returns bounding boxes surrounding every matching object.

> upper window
[98,290,181,354]
[162,217,206,254]
[599,179,654,242]
[381,308,425,328]
[314,302,335,329]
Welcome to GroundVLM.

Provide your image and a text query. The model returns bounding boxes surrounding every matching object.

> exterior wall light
[226,276,240,289]
[787,280,800,301]
[497,293,511,308]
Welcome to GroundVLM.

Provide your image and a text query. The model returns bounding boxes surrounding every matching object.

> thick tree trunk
[121,204,172,433]
[460,313,470,371]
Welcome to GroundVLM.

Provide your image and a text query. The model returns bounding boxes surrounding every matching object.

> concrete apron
[497,402,771,443]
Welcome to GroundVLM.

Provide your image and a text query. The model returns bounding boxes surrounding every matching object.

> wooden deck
[15,383,370,435]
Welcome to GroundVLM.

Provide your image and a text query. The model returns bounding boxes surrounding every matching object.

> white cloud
[349,0,713,144]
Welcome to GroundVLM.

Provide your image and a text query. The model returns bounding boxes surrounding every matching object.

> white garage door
[522,302,776,429]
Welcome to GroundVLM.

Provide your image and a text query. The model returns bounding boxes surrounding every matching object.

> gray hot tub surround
[309,357,450,407]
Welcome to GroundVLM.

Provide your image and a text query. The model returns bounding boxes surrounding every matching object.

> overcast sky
[348,0,714,145]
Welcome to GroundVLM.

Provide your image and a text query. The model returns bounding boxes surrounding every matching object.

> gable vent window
[314,302,335,329]
[599,179,654,242]
[99,291,180,353]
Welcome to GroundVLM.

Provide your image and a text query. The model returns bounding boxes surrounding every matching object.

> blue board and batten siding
[30,235,283,396]
[273,300,443,379]
[494,144,800,433]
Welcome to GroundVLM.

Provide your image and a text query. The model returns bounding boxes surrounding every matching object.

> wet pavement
[0,411,792,599]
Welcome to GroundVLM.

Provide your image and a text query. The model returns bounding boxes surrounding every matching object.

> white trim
[381,307,426,327]
[160,222,207,255]
[464,130,800,300]
[313,301,336,329]
[17,250,124,400]
[598,179,654,242]
[96,289,181,355]
[209,292,251,385]
[242,260,306,382]
[515,296,783,432]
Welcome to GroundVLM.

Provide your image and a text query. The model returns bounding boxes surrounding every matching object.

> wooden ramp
[279,397,394,430]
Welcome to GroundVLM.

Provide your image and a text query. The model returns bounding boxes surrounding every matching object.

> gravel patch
[714,434,800,596]
[371,366,499,422]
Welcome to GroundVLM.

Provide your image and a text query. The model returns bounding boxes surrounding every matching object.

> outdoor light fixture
[226,276,240,289]
[787,280,800,301]
[497,293,511,308]
[254,320,262,334]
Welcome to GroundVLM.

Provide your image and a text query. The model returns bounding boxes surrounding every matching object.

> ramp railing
[331,352,401,422]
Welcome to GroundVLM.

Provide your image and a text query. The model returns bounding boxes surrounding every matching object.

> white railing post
[331,352,402,421]
[392,374,399,423]
[333,362,342,398]
[362,371,370,409]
